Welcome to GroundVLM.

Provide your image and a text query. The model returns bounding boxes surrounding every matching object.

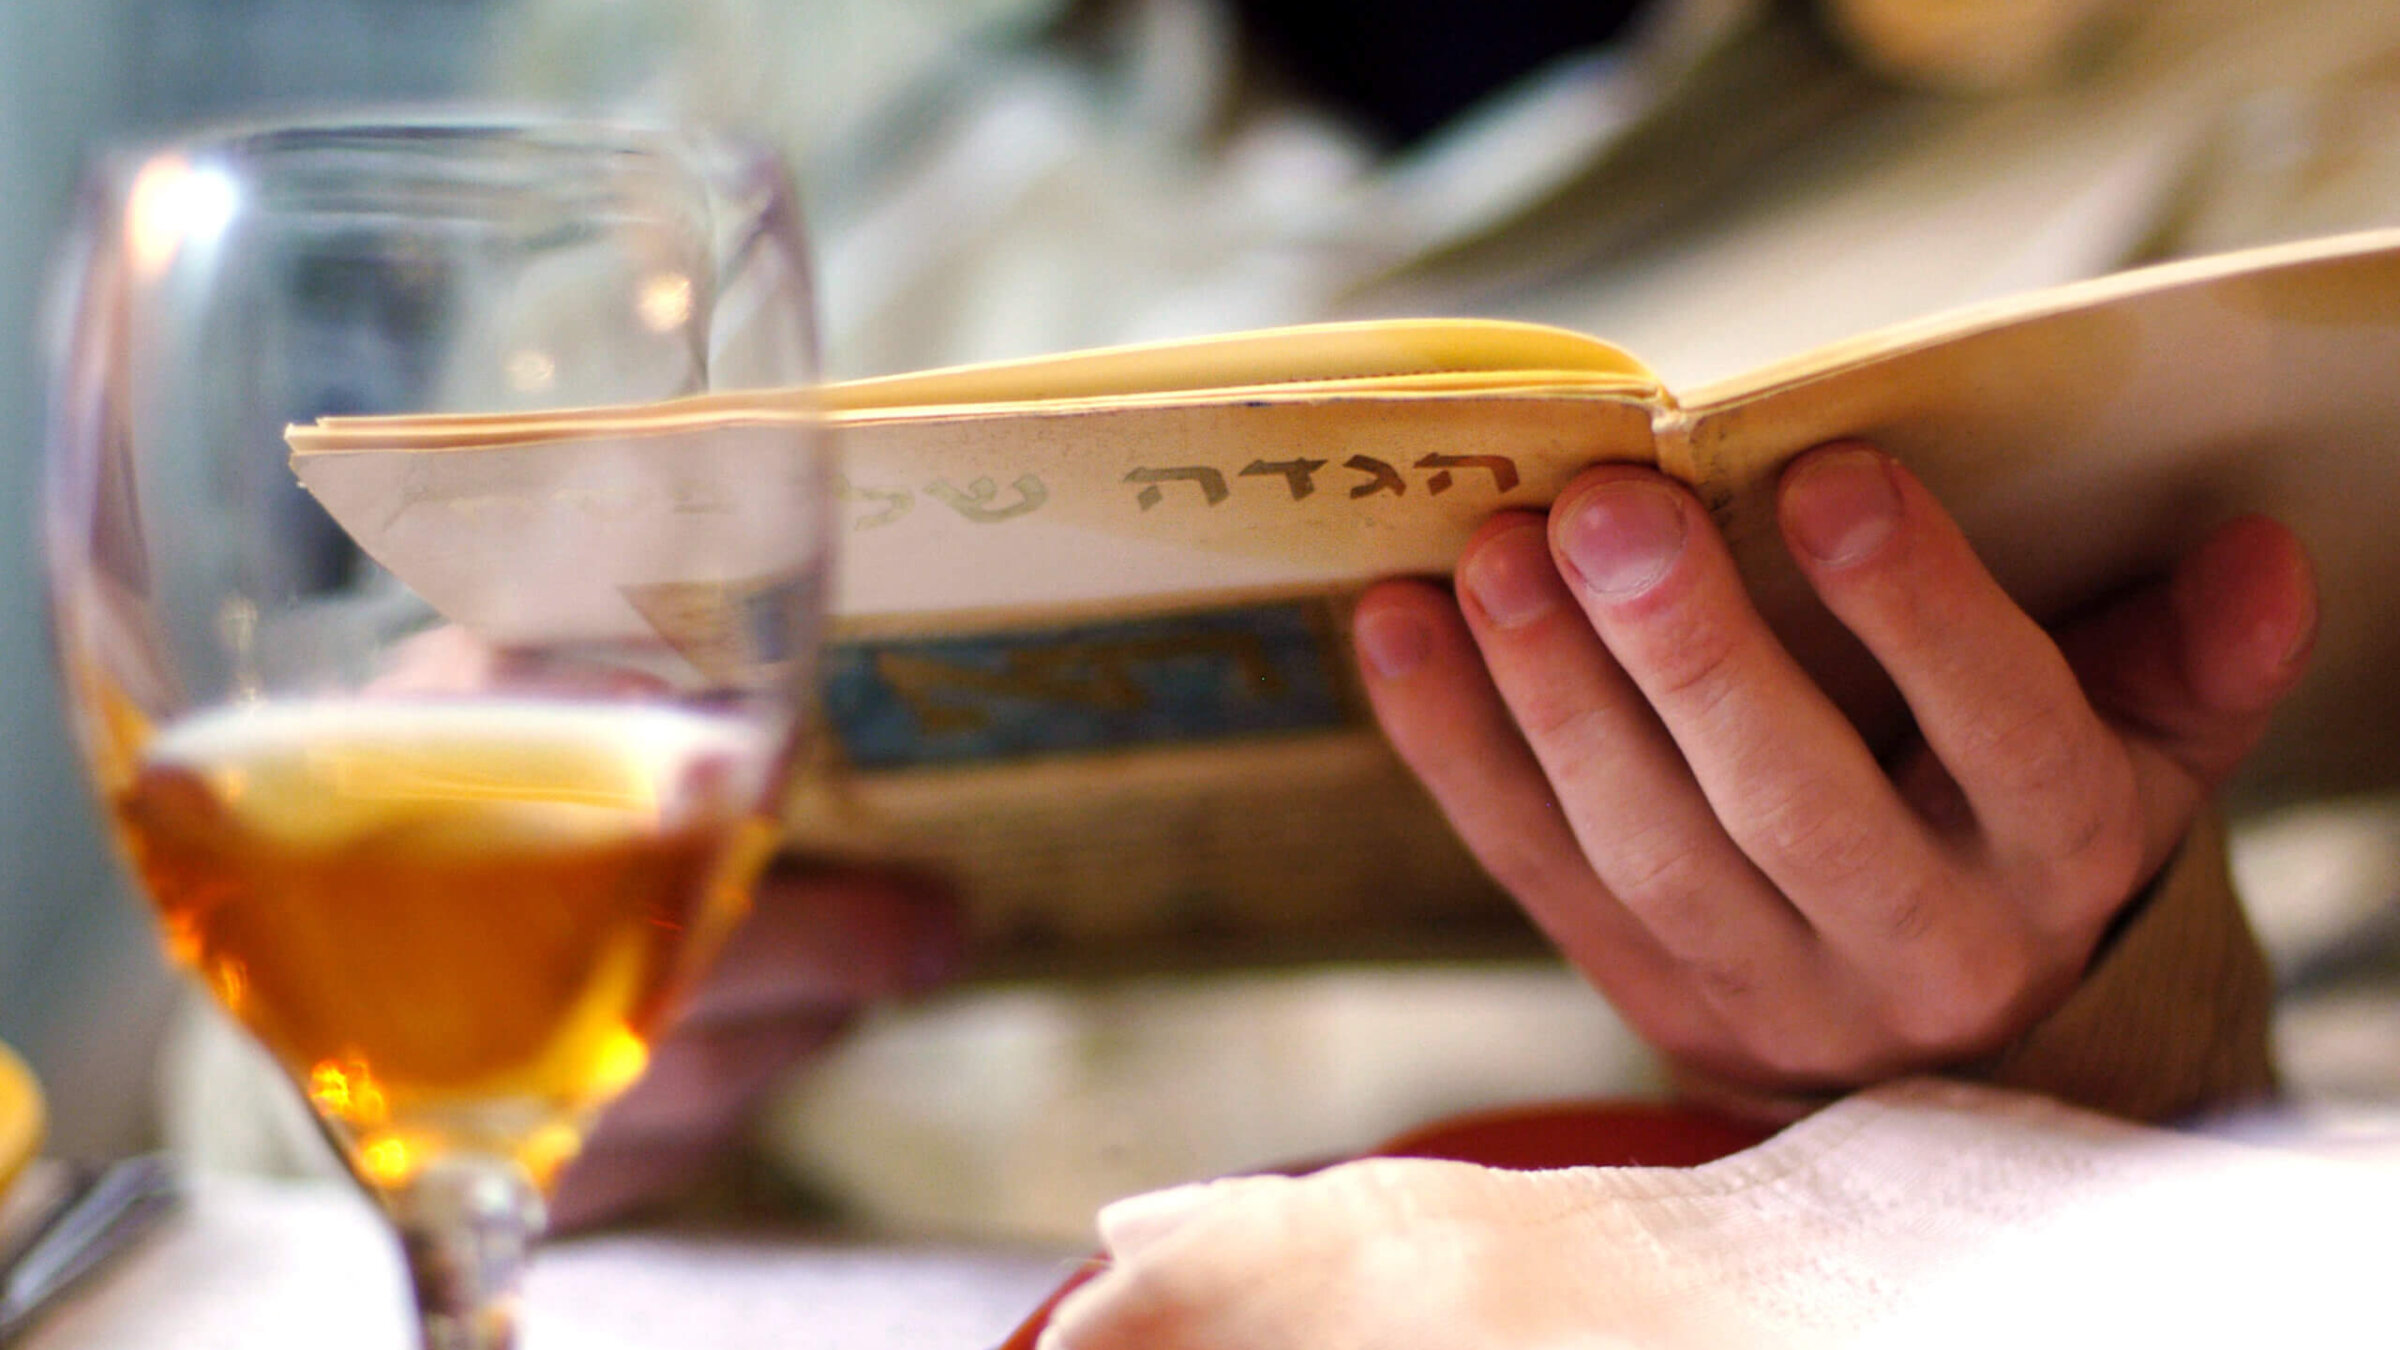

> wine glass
[40,117,827,1348]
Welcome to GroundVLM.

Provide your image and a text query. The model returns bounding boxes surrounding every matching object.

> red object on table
[994,1100,1778,1349]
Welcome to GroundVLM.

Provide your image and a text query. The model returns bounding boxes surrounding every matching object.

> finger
[2059,515,2316,862]
[678,860,961,1027]
[554,1008,851,1230]
[1446,516,1820,1016]
[1352,574,1729,1060]
[1778,444,2139,898]
[1550,465,1974,966]
[549,1136,715,1231]
[2076,514,2317,775]
[2167,515,2318,731]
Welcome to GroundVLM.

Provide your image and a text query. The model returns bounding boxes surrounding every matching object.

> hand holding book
[1354,444,2313,1116]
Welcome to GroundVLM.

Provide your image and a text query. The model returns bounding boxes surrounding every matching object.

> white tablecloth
[15,1174,1073,1350]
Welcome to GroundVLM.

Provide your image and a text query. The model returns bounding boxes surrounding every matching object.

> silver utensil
[0,1155,181,1345]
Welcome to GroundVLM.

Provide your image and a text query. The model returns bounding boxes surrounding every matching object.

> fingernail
[1561,479,1686,598]
[1460,525,1564,628]
[1354,606,1431,679]
[1784,449,1900,566]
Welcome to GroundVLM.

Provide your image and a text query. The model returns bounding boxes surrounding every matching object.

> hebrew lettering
[835,475,913,531]
[1240,457,1329,501]
[1414,453,1520,495]
[1342,455,1407,499]
[926,474,1049,523]
[1126,466,1231,510]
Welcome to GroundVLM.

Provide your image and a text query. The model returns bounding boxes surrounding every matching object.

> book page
[292,392,1659,641]
[288,422,827,651]
[821,318,1659,411]
[1680,228,2400,798]
[286,320,1658,447]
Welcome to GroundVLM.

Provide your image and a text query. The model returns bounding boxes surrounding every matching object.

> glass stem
[388,1157,547,1350]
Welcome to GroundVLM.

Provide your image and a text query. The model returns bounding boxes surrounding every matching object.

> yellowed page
[1677,227,2400,799]
[286,319,1660,450]
[819,317,1659,411]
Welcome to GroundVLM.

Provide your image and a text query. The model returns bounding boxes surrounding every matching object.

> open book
[289,228,2400,971]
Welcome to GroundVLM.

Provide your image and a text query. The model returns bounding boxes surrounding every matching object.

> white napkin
[1040,1078,2400,1348]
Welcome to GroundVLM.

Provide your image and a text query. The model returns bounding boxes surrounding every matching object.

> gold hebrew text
[836,475,913,531]
[926,474,1050,522]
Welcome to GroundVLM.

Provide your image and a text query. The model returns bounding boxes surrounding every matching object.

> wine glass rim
[99,108,781,182]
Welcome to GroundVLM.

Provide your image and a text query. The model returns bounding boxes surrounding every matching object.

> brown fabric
[1970,809,2279,1123]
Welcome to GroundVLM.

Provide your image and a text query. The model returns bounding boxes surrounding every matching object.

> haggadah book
[290,227,2400,975]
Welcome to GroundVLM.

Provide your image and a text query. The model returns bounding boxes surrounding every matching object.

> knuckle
[1872,879,1942,948]
[1627,607,1747,716]
[1603,821,1718,903]
[1970,703,2135,845]
[1953,699,2151,883]
[1746,778,1886,891]
[2001,748,2147,901]
[1472,835,1590,910]
[1603,829,1721,934]
[1858,866,1965,949]
[1511,691,1609,750]
[1686,953,1765,1006]
[1966,698,2091,798]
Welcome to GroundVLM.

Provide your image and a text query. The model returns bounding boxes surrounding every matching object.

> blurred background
[10,0,2400,1247]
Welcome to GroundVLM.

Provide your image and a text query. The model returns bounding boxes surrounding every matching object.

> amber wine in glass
[115,702,771,1188]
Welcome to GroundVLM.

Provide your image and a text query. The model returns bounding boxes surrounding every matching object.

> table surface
[12,1172,1075,1350]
